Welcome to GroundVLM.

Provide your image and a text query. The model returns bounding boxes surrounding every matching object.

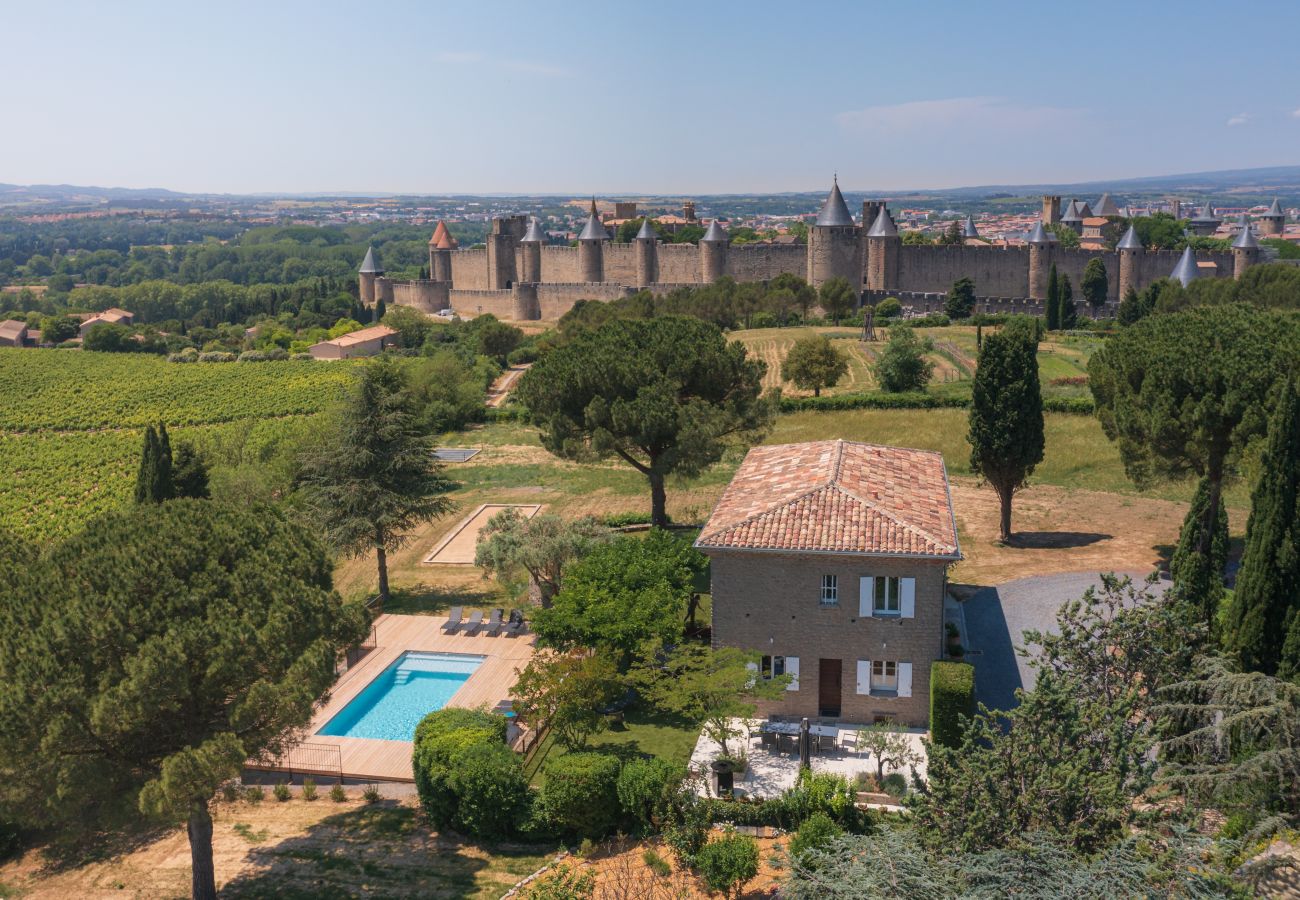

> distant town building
[308,324,399,360]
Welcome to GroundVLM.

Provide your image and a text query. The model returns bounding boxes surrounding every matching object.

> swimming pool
[318,652,485,742]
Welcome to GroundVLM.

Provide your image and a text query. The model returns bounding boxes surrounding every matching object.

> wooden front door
[818,658,842,718]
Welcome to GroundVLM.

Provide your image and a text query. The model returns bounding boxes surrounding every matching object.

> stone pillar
[1234,245,1259,280]
[578,239,604,283]
[635,236,658,287]
[521,241,542,284]
[431,248,453,284]
[512,283,540,320]
[700,240,727,283]
[1028,244,1053,300]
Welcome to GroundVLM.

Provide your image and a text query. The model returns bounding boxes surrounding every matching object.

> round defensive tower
[429,222,455,284]
[577,199,608,283]
[1116,225,1142,299]
[1026,222,1054,300]
[864,206,899,292]
[807,177,859,288]
[700,219,729,283]
[519,217,546,283]
[358,245,381,305]
[1259,198,1286,237]
[634,217,658,287]
[1232,216,1259,280]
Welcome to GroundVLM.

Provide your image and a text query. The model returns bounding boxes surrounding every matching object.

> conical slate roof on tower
[815,178,855,227]
[1267,197,1284,216]
[866,207,897,237]
[358,246,381,274]
[635,217,657,240]
[1093,193,1121,217]
[962,215,980,239]
[1026,221,1052,244]
[1116,225,1143,250]
[521,218,547,243]
[1233,216,1259,249]
[1170,245,1200,286]
[701,220,729,242]
[1192,201,1218,223]
[578,200,609,241]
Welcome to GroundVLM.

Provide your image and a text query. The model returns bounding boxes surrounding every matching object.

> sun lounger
[461,610,484,634]
[440,606,463,633]
[484,608,504,636]
[502,609,526,637]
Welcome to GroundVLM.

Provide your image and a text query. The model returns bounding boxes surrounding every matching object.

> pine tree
[1117,286,1144,326]
[1169,476,1229,629]
[1224,377,1300,676]
[134,425,159,504]
[172,442,210,500]
[1059,275,1078,329]
[1045,264,1060,330]
[375,298,387,323]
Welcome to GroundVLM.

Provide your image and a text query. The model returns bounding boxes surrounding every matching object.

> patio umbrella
[799,718,811,771]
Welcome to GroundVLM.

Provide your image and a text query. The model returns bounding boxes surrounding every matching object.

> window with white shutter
[858,576,875,617]
[898,662,913,698]
[785,657,800,691]
[900,578,916,618]
[856,659,871,695]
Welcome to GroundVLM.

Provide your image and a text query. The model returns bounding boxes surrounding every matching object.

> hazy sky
[5,0,1299,195]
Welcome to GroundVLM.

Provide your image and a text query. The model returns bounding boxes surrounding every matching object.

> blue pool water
[318,652,485,741]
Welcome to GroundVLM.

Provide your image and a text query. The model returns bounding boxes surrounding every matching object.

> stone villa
[696,439,961,728]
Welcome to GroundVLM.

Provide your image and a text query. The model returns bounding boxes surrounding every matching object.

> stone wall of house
[706,549,948,728]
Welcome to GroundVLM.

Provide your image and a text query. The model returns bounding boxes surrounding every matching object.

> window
[874,577,901,615]
[760,655,786,679]
[820,574,838,607]
[872,660,898,693]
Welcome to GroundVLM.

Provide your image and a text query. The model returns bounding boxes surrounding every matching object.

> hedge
[412,707,512,833]
[930,660,975,750]
[779,391,1094,415]
[703,771,870,833]
[539,751,622,839]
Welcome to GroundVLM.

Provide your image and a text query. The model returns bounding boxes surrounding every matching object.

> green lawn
[523,708,700,787]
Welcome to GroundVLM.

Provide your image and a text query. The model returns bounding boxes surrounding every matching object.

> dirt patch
[424,503,542,565]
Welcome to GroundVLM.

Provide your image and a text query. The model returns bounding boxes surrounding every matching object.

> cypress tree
[1170,476,1229,629]
[133,425,158,504]
[1224,378,1300,675]
[968,319,1045,541]
[154,422,174,501]
[1059,275,1078,330]
[1045,264,1060,330]
[375,298,387,323]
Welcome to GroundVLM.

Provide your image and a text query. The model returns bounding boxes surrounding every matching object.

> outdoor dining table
[758,721,843,753]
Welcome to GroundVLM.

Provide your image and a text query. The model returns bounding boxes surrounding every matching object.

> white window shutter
[859,576,875,617]
[898,662,913,698]
[856,660,871,695]
[785,657,800,691]
[900,577,916,618]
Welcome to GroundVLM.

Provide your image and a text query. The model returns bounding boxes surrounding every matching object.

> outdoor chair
[778,733,798,755]
[816,732,838,754]
[461,610,484,634]
[839,730,859,753]
[502,609,526,637]
[440,607,463,633]
[484,608,504,636]
[760,732,777,750]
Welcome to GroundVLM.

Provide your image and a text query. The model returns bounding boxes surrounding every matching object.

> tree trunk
[649,470,668,528]
[375,531,389,612]
[1197,471,1223,559]
[814,386,821,397]
[998,485,1014,542]
[188,802,217,900]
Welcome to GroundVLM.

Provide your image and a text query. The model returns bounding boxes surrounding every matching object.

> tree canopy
[473,508,611,607]
[518,316,773,527]
[0,501,368,900]
[873,324,934,393]
[782,333,848,397]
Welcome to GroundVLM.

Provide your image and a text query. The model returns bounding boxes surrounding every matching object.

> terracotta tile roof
[697,440,960,559]
[323,324,397,347]
[0,320,28,341]
[429,221,457,249]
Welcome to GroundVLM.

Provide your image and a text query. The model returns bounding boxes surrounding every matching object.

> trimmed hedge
[539,751,622,839]
[412,707,512,833]
[930,660,975,749]
[617,758,685,834]
[779,391,1094,415]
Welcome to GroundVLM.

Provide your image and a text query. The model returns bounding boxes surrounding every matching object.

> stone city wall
[448,288,516,320]
[449,248,490,290]
[728,242,808,282]
[534,282,633,320]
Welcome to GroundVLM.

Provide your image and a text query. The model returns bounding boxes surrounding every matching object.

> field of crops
[0,349,357,432]
[0,350,356,538]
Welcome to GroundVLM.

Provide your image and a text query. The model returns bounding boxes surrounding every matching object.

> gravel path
[961,570,1163,711]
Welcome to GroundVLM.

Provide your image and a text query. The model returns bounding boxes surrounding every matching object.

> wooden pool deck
[257,613,536,783]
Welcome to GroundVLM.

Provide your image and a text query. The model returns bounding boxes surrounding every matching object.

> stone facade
[708,550,945,726]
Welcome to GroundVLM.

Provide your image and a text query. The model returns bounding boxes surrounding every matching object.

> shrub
[238,350,269,362]
[362,784,382,803]
[273,782,291,802]
[291,352,313,361]
[540,752,621,839]
[600,511,657,528]
[265,347,290,361]
[0,819,21,861]
[906,313,950,328]
[413,707,509,826]
[617,758,685,834]
[662,784,712,864]
[447,742,531,839]
[705,771,867,833]
[930,660,975,750]
[520,864,596,900]
[244,785,265,804]
[695,831,760,898]
[168,347,199,363]
[874,324,934,393]
[507,345,539,365]
[197,351,236,363]
[220,782,241,803]
[330,783,347,802]
[642,847,672,877]
[874,297,902,318]
[301,778,317,801]
[788,812,842,865]
[880,772,907,798]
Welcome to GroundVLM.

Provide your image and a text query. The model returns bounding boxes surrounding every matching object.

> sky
[4,0,1299,195]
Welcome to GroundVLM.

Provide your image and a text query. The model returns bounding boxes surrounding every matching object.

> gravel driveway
[960,570,1163,711]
